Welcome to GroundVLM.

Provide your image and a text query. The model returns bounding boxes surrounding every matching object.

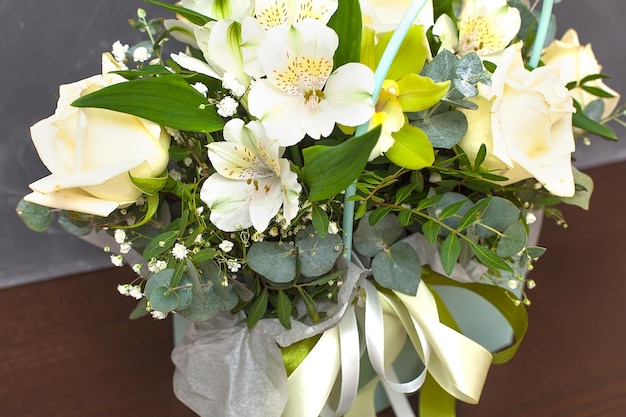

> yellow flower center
[256,1,289,30]
[458,16,505,55]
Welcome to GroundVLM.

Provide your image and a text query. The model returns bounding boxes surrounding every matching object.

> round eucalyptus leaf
[16,200,52,232]
[497,221,528,257]
[58,211,94,236]
[247,241,297,283]
[413,110,468,149]
[353,212,404,258]
[427,192,472,237]
[149,285,180,313]
[177,286,237,321]
[295,226,343,278]
[476,197,520,238]
[145,268,193,311]
[371,242,421,295]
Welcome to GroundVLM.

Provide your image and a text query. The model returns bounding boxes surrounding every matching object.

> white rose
[24,54,171,216]
[542,28,620,120]
[459,43,577,197]
[359,0,434,33]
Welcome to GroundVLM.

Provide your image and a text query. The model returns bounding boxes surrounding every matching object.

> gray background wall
[2,0,625,288]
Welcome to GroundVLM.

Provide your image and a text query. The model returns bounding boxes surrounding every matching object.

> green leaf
[302,126,380,201]
[247,242,297,284]
[397,209,413,227]
[311,204,330,238]
[295,226,343,278]
[16,200,52,232]
[277,290,292,329]
[422,220,441,244]
[112,65,177,80]
[560,167,594,210]
[423,49,458,83]
[326,0,362,68]
[371,242,421,295]
[580,73,611,84]
[433,0,456,22]
[185,259,206,304]
[581,85,615,98]
[353,212,403,257]
[437,200,468,221]
[143,230,179,259]
[247,288,269,329]
[177,285,237,321]
[440,233,461,276]
[395,183,417,205]
[191,247,218,263]
[474,143,487,169]
[415,194,443,212]
[469,241,514,273]
[130,192,161,229]
[368,206,394,227]
[58,211,94,236]
[457,197,492,231]
[72,75,225,133]
[475,196,520,238]
[143,0,212,25]
[130,171,168,196]
[385,124,435,170]
[526,246,546,260]
[129,298,149,319]
[144,269,193,313]
[572,100,617,140]
[413,110,467,149]
[298,287,320,323]
[497,221,528,257]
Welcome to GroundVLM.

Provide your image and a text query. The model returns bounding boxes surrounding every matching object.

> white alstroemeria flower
[181,0,253,20]
[171,19,260,91]
[359,0,434,33]
[433,0,520,59]
[200,119,302,232]
[254,0,338,29]
[248,19,375,146]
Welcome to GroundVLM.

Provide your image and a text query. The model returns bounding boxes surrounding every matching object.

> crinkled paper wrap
[171,259,367,417]
[170,228,515,416]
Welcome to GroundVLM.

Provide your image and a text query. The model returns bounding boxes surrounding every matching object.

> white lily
[248,19,375,146]
[200,119,302,232]
[433,0,520,59]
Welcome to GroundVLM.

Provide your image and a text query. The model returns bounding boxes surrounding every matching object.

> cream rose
[24,54,171,216]
[359,0,434,33]
[542,28,620,120]
[458,43,577,197]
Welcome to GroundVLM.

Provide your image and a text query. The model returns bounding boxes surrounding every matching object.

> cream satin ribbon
[282,275,493,417]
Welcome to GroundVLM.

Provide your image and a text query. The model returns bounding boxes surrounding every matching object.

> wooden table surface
[2,162,626,417]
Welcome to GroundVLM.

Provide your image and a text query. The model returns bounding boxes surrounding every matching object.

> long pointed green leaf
[327,0,362,68]
[72,75,225,133]
[247,288,268,329]
[143,0,212,25]
[302,126,381,201]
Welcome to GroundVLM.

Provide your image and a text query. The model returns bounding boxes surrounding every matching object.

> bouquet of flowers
[16,0,623,415]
